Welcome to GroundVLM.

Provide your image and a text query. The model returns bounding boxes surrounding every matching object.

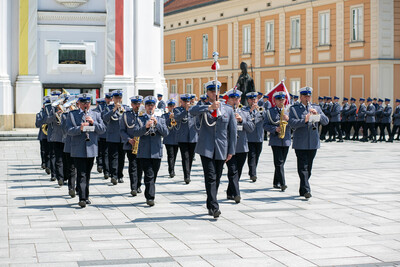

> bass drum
[153,108,164,117]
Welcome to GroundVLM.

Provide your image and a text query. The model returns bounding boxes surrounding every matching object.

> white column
[213,26,218,52]
[336,66,344,99]
[15,0,42,128]
[336,1,344,62]
[305,7,313,64]
[0,0,13,130]
[255,16,261,68]
[279,12,285,66]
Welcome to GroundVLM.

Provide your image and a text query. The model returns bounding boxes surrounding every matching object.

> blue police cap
[263,95,269,99]
[51,90,62,96]
[378,98,383,102]
[144,96,157,104]
[246,92,258,99]
[112,90,123,97]
[78,93,92,103]
[360,97,365,101]
[385,98,390,102]
[105,92,113,99]
[351,97,356,101]
[200,94,207,100]
[180,94,191,101]
[157,94,163,97]
[130,96,143,103]
[257,92,263,96]
[318,96,323,100]
[43,96,51,104]
[167,99,176,105]
[396,99,400,103]
[367,97,373,102]
[273,91,286,100]
[293,95,299,99]
[226,89,242,98]
[373,97,377,101]
[299,86,313,96]
[204,80,221,91]
[326,96,332,100]
[334,96,340,100]
[343,97,348,101]
[96,98,105,103]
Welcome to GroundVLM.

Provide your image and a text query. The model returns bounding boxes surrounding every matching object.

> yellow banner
[19,0,29,75]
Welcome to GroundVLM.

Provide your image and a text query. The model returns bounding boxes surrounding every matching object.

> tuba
[278,107,288,139]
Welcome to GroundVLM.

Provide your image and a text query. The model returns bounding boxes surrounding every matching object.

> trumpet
[148,110,156,136]
[258,106,265,112]
[169,112,177,127]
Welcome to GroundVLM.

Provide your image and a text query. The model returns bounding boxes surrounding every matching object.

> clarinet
[84,107,90,142]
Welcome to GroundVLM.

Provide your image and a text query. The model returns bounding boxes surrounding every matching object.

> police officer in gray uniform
[381,98,392,142]
[288,87,329,200]
[225,89,255,203]
[340,97,349,139]
[263,95,272,110]
[389,99,400,142]
[363,97,377,143]
[103,90,130,185]
[162,99,179,178]
[132,96,169,206]
[36,97,51,173]
[97,92,112,179]
[66,94,106,208]
[94,98,107,174]
[346,98,357,140]
[376,99,384,141]
[353,98,367,141]
[264,91,291,191]
[245,92,264,182]
[157,94,166,112]
[174,94,199,184]
[120,95,143,197]
[189,80,237,218]
[328,96,343,142]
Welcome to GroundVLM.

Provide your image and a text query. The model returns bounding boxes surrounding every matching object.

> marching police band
[35,83,400,217]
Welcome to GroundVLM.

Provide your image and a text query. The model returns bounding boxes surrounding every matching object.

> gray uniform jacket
[330,102,342,123]
[393,106,400,126]
[174,107,199,143]
[382,105,392,124]
[288,103,329,150]
[94,104,107,139]
[375,105,384,123]
[341,103,349,122]
[103,104,130,143]
[263,100,272,110]
[245,107,265,143]
[347,103,357,122]
[162,112,178,145]
[264,107,291,147]
[189,104,237,160]
[35,108,47,141]
[323,103,332,119]
[257,99,264,107]
[119,110,139,151]
[131,114,169,159]
[47,106,64,143]
[356,104,367,121]
[157,100,166,111]
[66,109,106,158]
[61,112,72,154]
[365,104,376,123]
[233,108,255,153]
[44,104,54,141]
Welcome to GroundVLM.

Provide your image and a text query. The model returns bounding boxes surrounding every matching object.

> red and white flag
[266,80,290,107]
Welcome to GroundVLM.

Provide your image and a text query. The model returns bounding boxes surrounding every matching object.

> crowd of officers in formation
[35,82,400,218]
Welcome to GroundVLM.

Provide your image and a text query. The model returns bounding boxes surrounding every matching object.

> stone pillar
[0,0,13,130]
[15,0,42,128]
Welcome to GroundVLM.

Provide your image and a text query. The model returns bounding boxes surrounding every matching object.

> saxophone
[131,110,144,155]
[278,107,288,139]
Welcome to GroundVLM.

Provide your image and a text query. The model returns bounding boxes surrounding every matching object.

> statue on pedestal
[236,62,255,106]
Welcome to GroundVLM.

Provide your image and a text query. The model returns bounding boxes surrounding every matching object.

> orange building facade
[163,0,400,102]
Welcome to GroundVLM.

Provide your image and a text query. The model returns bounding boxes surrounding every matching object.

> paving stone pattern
[1,140,400,266]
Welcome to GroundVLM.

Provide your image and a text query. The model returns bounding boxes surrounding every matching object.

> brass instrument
[258,106,265,112]
[148,110,156,136]
[118,106,125,115]
[131,110,144,155]
[41,124,48,135]
[84,108,90,142]
[278,107,288,139]
[169,112,177,127]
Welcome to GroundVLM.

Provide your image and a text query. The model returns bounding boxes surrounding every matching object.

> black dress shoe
[111,178,117,185]
[234,195,241,204]
[281,185,287,192]
[104,173,109,179]
[58,179,63,186]
[146,199,155,206]
[45,168,51,175]
[131,190,137,197]
[337,140,344,143]
[227,195,234,200]
[118,178,124,183]
[169,173,175,178]
[387,140,393,143]
[79,200,86,208]
[69,189,76,198]
[304,192,312,200]
[97,167,103,173]
[41,163,46,169]
[184,178,191,184]
[85,199,91,205]
[371,140,377,143]
[325,139,332,143]
[137,187,142,193]
[273,185,281,189]
[50,177,56,181]
[208,209,213,216]
[250,176,257,182]
[212,209,221,218]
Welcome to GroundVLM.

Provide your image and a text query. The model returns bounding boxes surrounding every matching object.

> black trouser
[363,123,376,140]
[295,149,317,196]
[340,121,347,137]
[126,151,142,191]
[75,157,94,201]
[247,142,263,178]
[200,155,225,211]
[391,125,400,140]
[379,123,391,140]
[272,146,289,187]
[40,139,50,168]
[140,158,161,200]
[178,142,196,180]
[329,122,342,140]
[353,121,365,139]
[53,142,64,181]
[226,152,247,198]
[97,138,109,175]
[165,144,179,175]
[320,124,329,139]
[347,121,356,139]
[108,142,125,179]
[48,142,56,178]
[64,153,76,191]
